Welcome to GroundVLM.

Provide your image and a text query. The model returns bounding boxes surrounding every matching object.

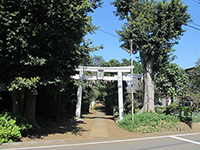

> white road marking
[173,132,200,137]
[3,132,200,150]
[169,136,200,146]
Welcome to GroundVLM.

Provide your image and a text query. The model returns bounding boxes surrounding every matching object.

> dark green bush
[0,111,32,144]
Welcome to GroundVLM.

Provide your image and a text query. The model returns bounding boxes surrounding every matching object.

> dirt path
[21,103,200,142]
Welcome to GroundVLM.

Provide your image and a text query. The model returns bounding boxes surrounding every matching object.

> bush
[155,106,166,114]
[0,111,32,144]
[117,112,179,133]
[166,103,179,115]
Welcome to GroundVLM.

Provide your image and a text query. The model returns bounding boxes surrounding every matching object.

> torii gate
[71,66,133,120]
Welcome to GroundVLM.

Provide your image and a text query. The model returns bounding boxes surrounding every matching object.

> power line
[192,0,200,4]
[191,22,200,28]
[97,23,200,40]
[98,28,119,38]
[186,24,200,31]
[97,1,200,39]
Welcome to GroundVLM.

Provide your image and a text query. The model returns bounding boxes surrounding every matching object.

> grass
[117,112,180,133]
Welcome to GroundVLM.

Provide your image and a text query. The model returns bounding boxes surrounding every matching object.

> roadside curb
[1,139,76,146]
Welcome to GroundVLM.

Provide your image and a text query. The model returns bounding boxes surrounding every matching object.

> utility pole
[123,39,134,122]
[130,39,134,122]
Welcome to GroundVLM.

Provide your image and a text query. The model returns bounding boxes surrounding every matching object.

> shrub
[166,103,179,115]
[0,111,32,144]
[155,106,166,114]
[0,112,21,144]
[117,112,179,133]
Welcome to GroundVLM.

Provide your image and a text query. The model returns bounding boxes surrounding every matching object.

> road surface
[1,132,200,150]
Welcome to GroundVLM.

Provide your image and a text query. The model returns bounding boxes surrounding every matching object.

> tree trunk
[11,89,20,114]
[60,93,65,121]
[23,90,37,126]
[19,87,26,114]
[54,92,61,122]
[139,53,155,113]
[11,88,39,127]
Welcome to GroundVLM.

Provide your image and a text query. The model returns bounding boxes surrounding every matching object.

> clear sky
[86,0,200,69]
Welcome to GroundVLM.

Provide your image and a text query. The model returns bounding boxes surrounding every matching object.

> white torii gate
[71,66,133,120]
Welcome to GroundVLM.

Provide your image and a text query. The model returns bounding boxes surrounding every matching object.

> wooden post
[118,71,124,120]
[75,70,83,119]
[131,39,134,122]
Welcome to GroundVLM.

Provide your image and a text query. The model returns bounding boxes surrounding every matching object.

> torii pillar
[118,71,124,120]
[75,70,83,119]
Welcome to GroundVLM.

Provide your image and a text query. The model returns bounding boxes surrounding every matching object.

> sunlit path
[89,103,109,137]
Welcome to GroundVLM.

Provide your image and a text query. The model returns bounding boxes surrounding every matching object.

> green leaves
[9,77,40,94]
[111,0,133,20]
[155,63,188,99]
[0,0,102,91]
[0,113,21,144]
[0,111,32,144]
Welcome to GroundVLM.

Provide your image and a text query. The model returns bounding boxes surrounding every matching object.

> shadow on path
[21,102,114,141]
[22,120,87,140]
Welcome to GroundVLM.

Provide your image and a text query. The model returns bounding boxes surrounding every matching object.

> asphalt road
[1,132,200,150]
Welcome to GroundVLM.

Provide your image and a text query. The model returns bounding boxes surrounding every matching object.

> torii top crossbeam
[72,66,133,81]
[75,66,132,72]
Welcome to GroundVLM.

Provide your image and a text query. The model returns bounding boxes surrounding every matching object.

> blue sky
[86,0,200,69]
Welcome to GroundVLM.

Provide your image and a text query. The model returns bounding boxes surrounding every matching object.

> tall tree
[112,0,190,112]
[0,0,102,125]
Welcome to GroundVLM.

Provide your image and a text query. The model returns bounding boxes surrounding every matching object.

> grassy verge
[117,112,180,133]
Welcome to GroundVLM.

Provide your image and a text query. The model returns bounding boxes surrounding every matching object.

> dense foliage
[0,0,102,124]
[0,111,32,144]
[155,63,189,101]
[0,0,102,87]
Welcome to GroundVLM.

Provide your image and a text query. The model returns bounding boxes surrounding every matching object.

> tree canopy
[0,0,102,90]
[0,0,102,124]
[112,0,191,112]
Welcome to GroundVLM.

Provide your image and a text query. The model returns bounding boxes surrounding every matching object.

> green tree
[182,58,200,111]
[155,63,188,104]
[112,0,190,112]
[0,0,102,125]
